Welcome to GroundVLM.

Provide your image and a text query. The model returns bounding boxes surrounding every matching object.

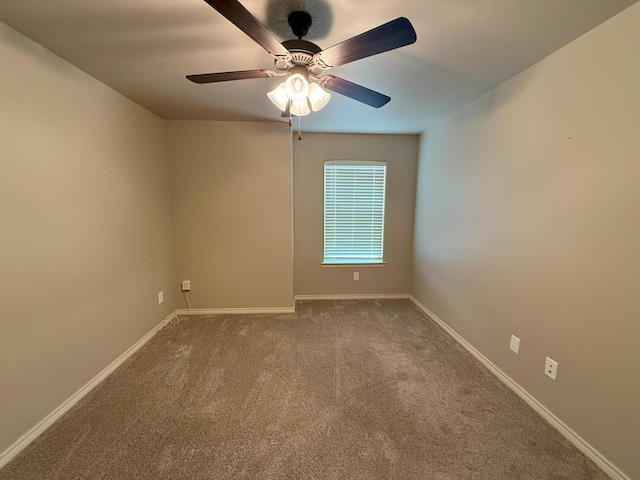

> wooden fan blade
[317,17,416,69]
[322,75,390,108]
[204,0,289,57]
[187,69,273,84]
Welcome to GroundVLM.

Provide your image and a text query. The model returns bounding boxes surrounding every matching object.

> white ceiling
[1,0,636,133]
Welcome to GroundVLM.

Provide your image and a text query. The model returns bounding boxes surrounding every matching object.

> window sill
[321,262,387,268]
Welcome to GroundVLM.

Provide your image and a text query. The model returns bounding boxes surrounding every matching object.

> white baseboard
[408,295,629,480]
[0,311,178,470]
[176,306,295,315]
[295,293,410,301]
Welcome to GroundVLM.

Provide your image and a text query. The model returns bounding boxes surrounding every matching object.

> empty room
[0,0,638,478]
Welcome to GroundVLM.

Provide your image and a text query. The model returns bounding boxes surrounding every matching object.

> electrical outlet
[158,291,164,304]
[353,272,359,281]
[545,357,558,380]
[510,335,520,354]
[181,280,191,291]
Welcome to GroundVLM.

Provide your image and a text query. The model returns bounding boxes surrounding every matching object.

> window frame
[322,160,387,266]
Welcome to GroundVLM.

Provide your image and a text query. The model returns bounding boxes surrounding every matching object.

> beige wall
[0,23,177,454]
[166,120,294,309]
[412,4,640,478]
[294,133,418,296]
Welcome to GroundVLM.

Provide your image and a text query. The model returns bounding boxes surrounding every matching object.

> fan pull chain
[298,114,302,140]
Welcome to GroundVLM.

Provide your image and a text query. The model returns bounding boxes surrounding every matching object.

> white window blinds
[324,161,386,264]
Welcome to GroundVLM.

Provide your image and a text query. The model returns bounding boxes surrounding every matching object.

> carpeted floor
[0,299,608,479]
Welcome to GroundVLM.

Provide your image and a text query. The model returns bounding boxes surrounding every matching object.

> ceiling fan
[187,0,417,120]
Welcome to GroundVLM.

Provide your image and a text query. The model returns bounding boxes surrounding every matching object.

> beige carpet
[0,299,608,479]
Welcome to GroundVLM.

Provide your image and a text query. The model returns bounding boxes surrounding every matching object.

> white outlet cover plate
[510,335,520,354]
[545,357,558,380]
[158,291,164,304]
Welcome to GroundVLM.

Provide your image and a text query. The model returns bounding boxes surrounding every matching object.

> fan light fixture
[268,75,330,116]
[290,99,311,116]
[285,73,309,101]
[267,83,289,111]
[308,82,331,111]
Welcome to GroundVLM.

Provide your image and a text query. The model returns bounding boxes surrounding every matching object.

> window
[323,161,387,264]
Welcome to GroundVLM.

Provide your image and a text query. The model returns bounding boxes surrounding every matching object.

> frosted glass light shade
[290,99,310,116]
[284,73,309,102]
[308,83,331,111]
[267,83,289,111]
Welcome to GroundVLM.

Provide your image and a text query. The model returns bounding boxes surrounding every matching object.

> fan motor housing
[276,39,322,72]
[281,39,321,55]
